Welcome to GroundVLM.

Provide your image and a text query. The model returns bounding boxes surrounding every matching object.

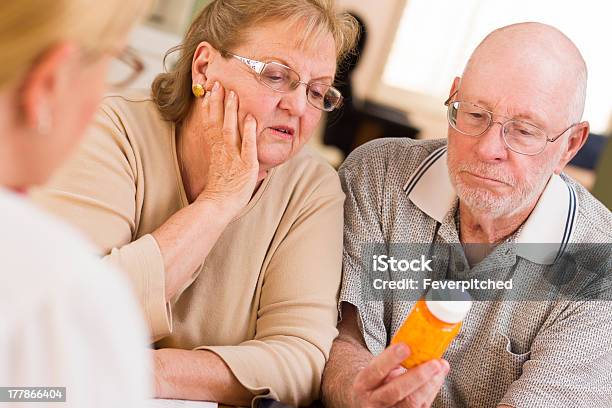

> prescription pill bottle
[391,286,472,369]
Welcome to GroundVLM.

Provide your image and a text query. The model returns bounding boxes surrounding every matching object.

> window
[382,0,612,133]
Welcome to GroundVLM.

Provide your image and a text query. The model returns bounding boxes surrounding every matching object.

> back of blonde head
[152,0,359,124]
[0,0,151,89]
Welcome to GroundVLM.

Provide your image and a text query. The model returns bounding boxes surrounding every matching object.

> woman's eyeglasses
[224,51,343,112]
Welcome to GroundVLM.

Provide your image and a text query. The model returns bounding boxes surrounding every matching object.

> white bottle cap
[425,299,472,323]
[424,284,473,323]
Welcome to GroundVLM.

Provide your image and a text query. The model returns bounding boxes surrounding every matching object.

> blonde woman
[33,0,359,405]
[0,0,151,406]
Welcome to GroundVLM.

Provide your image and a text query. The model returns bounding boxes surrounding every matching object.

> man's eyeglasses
[223,51,342,112]
[106,47,144,89]
[444,90,578,156]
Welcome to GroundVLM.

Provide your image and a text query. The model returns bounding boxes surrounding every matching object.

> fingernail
[441,360,450,374]
[213,81,220,91]
[395,344,409,358]
[245,114,254,122]
[429,360,442,374]
[228,90,235,100]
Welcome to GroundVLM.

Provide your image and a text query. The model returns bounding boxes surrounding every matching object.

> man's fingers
[368,359,443,407]
[354,344,410,392]
[222,90,239,150]
[383,366,406,384]
[419,372,447,407]
[241,114,258,167]
[398,360,448,408]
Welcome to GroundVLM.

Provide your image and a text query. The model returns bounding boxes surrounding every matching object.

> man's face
[446,52,575,218]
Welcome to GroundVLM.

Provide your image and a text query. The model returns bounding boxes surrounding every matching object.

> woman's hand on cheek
[195,81,259,220]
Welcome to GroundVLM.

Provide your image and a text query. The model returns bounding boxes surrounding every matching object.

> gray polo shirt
[339,138,612,407]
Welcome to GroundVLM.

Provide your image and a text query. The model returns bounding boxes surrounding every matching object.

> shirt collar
[403,146,577,264]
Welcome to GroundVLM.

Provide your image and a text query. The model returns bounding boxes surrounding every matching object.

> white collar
[403,146,577,264]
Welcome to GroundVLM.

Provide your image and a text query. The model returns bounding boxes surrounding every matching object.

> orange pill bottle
[391,288,472,369]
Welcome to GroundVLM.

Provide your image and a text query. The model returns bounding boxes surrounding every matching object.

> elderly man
[322,22,612,407]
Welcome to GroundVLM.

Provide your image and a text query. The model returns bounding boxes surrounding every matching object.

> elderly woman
[33,0,358,406]
[0,0,151,406]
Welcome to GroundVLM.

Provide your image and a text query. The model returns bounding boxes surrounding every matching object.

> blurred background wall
[114,0,612,208]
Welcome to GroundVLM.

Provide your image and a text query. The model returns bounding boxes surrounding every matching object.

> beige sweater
[32,91,344,406]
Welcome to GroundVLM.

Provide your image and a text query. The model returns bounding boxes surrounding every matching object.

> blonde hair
[0,0,152,88]
[152,0,359,124]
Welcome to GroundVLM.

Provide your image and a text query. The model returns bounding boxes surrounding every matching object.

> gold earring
[192,84,205,97]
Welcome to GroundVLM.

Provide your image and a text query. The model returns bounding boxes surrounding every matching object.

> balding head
[446,22,591,220]
[463,22,587,124]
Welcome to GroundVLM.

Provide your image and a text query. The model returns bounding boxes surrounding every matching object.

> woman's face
[198,20,337,173]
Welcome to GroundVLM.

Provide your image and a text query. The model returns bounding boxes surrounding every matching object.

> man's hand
[350,343,449,407]
[322,304,449,408]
